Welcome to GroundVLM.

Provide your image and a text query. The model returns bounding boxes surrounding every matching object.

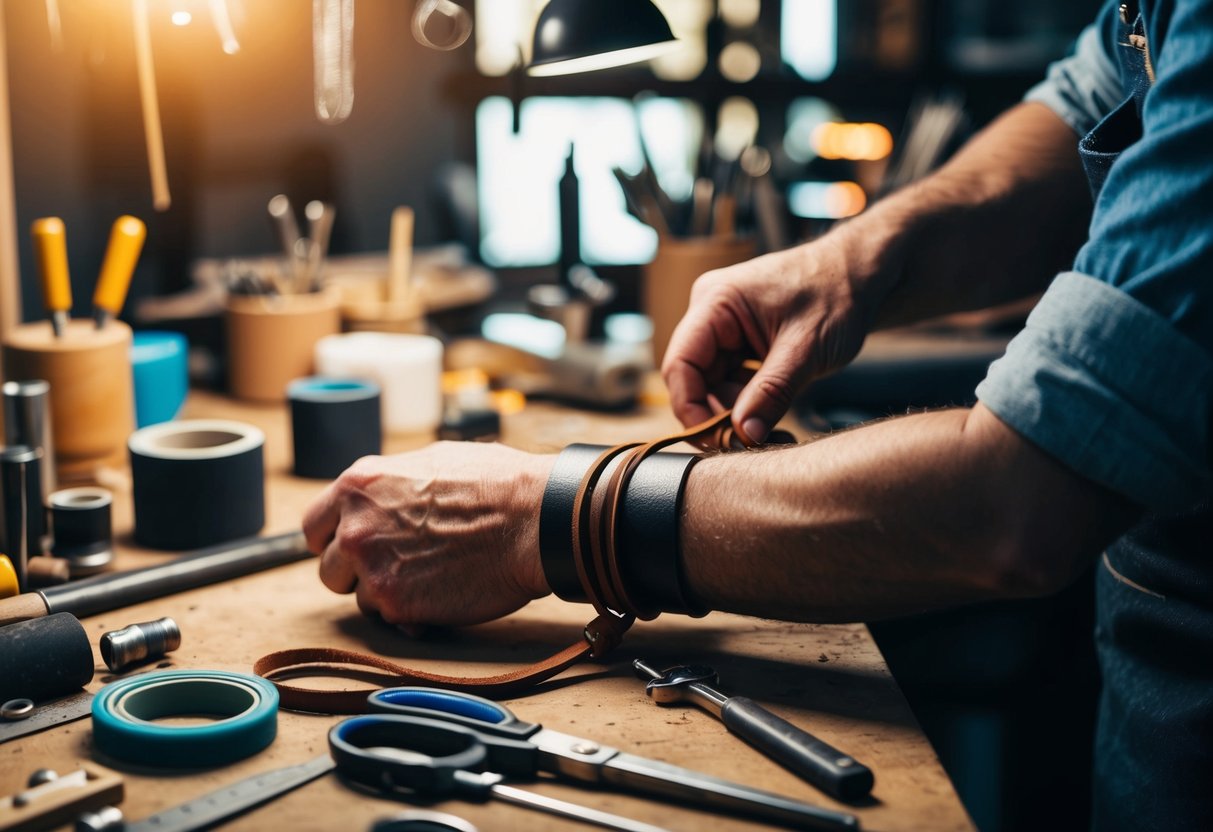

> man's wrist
[539,444,704,616]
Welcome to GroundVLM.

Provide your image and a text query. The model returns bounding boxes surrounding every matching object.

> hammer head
[636,662,718,704]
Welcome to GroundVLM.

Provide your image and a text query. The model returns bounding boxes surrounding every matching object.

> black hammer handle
[721,696,874,801]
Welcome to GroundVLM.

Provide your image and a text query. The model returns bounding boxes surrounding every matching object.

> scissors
[328,687,859,831]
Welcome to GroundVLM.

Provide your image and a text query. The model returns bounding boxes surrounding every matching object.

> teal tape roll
[92,670,278,767]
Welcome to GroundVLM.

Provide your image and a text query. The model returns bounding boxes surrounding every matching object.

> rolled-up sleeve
[978,0,1213,511]
[977,274,1213,510]
[1023,5,1123,136]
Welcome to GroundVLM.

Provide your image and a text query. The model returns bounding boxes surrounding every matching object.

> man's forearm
[679,404,1135,622]
[832,102,1092,329]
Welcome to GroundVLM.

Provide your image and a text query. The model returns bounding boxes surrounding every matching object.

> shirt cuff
[976,272,1213,511]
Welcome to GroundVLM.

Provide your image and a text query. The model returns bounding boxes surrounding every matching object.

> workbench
[1,389,976,832]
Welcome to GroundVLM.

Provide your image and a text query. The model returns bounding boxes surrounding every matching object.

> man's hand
[660,103,1091,443]
[302,442,555,628]
[661,234,875,441]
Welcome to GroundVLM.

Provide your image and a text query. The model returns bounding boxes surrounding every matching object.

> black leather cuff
[539,443,704,616]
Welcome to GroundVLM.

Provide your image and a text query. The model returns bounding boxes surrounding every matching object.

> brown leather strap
[255,409,792,713]
[253,612,630,714]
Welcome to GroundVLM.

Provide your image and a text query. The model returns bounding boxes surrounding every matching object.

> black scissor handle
[330,714,540,796]
[331,715,488,795]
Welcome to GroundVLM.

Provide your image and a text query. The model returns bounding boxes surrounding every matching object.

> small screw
[571,741,600,755]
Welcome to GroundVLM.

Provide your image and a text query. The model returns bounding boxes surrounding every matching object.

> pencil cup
[225,288,341,403]
[643,236,757,365]
[2,320,135,483]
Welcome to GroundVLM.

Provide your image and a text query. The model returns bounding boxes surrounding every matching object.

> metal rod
[0,530,311,627]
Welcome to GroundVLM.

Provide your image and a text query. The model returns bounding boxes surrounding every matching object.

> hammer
[633,660,874,802]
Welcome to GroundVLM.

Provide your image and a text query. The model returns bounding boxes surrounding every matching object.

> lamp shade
[528,0,680,77]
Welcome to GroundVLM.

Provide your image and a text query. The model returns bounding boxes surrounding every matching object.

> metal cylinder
[2,379,55,500]
[100,617,182,673]
[0,446,43,590]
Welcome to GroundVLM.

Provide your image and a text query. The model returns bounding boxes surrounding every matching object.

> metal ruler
[0,691,93,745]
[127,754,335,832]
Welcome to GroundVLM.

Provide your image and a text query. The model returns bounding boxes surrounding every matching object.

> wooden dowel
[133,0,171,212]
[0,3,22,347]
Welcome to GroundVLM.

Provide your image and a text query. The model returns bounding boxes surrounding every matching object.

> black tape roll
[129,420,265,551]
[0,612,94,703]
[49,487,114,575]
[288,377,382,479]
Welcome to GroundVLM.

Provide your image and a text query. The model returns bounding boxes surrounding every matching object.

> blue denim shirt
[975,0,1213,511]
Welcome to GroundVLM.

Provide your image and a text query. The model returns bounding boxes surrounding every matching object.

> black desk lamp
[527,0,680,77]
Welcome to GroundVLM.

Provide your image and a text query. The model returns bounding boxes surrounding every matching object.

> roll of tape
[288,377,382,479]
[314,333,443,434]
[131,331,189,428]
[128,420,265,550]
[92,670,278,767]
[49,487,114,575]
[0,613,94,703]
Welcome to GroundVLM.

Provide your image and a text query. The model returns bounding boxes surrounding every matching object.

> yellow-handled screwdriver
[31,217,71,338]
[93,215,146,329]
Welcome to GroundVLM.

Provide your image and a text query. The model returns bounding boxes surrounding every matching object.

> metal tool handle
[721,697,874,801]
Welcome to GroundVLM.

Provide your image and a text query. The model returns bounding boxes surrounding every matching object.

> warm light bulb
[810,122,894,161]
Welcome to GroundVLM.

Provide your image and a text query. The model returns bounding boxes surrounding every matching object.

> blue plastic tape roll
[131,331,188,428]
[288,377,381,479]
[92,670,278,767]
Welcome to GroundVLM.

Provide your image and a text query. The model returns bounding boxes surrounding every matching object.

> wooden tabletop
[0,389,974,832]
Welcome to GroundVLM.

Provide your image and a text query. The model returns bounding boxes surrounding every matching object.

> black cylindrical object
[2,379,55,501]
[288,377,381,479]
[0,612,94,703]
[40,530,308,621]
[558,145,581,285]
[1,445,44,589]
[49,487,114,575]
[128,420,265,550]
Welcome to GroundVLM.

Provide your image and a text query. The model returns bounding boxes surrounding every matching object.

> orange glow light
[810,122,894,161]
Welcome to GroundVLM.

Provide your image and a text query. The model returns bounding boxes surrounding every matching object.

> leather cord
[255,410,793,713]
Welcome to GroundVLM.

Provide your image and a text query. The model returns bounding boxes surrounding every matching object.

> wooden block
[0,766,124,832]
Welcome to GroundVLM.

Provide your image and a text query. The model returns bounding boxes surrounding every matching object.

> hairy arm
[848,101,1092,327]
[680,404,1136,622]
[663,102,1091,438]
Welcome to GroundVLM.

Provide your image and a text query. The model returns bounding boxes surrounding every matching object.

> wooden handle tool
[31,217,71,337]
[93,215,146,328]
[388,205,415,306]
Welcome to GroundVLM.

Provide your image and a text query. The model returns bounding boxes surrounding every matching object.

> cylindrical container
[314,332,443,434]
[643,236,756,365]
[1,445,43,588]
[2,378,56,499]
[2,321,135,483]
[49,486,114,575]
[225,288,341,402]
[131,331,189,427]
[0,612,94,703]
[288,377,381,479]
[128,419,265,550]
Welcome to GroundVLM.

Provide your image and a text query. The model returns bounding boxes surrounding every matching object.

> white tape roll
[314,333,443,434]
